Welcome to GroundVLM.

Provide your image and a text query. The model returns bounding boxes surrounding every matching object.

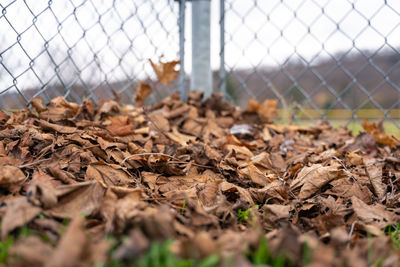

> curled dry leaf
[362,119,400,147]
[106,115,135,136]
[149,58,180,85]
[351,196,399,229]
[47,182,104,219]
[0,165,26,193]
[364,158,386,200]
[30,97,47,113]
[134,82,153,107]
[1,197,41,240]
[290,162,349,199]
[85,162,134,188]
[245,98,278,123]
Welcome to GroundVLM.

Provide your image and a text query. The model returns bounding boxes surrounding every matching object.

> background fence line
[0,0,399,133]
[220,0,400,132]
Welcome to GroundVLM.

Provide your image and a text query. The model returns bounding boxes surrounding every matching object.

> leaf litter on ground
[0,90,399,267]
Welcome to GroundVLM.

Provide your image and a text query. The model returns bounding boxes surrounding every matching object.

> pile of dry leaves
[0,91,399,267]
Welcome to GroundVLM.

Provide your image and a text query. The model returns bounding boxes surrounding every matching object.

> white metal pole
[178,0,187,102]
[191,0,212,99]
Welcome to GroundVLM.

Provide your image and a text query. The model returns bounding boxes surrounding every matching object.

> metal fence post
[191,0,212,99]
[178,0,187,102]
[219,0,226,99]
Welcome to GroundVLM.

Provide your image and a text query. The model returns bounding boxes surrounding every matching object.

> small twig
[121,152,175,165]
[18,158,51,169]
[121,152,212,169]
[348,221,356,241]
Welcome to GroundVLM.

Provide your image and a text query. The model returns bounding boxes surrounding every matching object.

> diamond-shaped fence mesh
[1,0,399,133]
[220,0,400,132]
[0,0,180,110]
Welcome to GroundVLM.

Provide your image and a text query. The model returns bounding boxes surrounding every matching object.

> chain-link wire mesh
[220,0,400,131]
[0,0,180,111]
[1,0,400,132]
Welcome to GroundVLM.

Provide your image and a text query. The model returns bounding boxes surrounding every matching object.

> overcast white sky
[0,0,399,92]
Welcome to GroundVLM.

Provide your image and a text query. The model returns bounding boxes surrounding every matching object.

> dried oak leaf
[40,96,79,122]
[262,204,291,225]
[106,115,135,136]
[85,162,134,188]
[351,196,399,229]
[134,82,153,107]
[95,99,120,121]
[47,181,104,219]
[362,119,400,148]
[166,126,196,146]
[220,181,254,207]
[1,197,41,240]
[245,98,278,123]
[290,162,348,199]
[0,165,26,193]
[149,58,180,85]
[30,97,47,113]
[364,158,386,200]
[346,151,363,166]
[238,161,271,187]
[245,98,261,113]
[258,99,278,123]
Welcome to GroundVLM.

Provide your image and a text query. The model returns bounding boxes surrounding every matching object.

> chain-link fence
[1,0,399,132]
[0,0,180,110]
[220,0,400,131]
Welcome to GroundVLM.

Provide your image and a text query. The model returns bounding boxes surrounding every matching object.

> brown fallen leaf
[149,58,180,85]
[220,181,254,207]
[1,197,41,240]
[351,196,399,229]
[166,126,196,146]
[85,162,134,188]
[238,161,271,186]
[95,99,120,121]
[245,98,261,113]
[0,165,26,193]
[258,99,278,123]
[362,119,400,147]
[39,96,80,122]
[262,204,291,225]
[134,82,153,107]
[290,162,349,199]
[364,158,386,200]
[106,115,135,136]
[346,151,363,166]
[27,177,58,209]
[47,181,104,219]
[30,97,47,113]
[244,98,278,123]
